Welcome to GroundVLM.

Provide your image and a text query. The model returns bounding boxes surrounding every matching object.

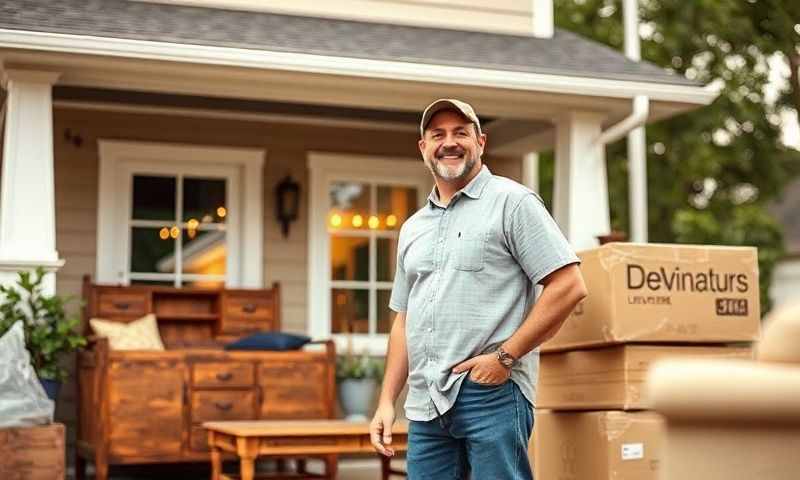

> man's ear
[418,138,426,155]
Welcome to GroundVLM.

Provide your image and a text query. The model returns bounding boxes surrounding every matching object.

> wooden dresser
[75,276,337,480]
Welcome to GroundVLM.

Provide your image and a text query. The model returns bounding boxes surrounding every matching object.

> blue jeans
[407,378,534,480]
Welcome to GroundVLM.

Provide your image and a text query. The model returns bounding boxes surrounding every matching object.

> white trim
[53,100,417,133]
[96,140,264,287]
[0,29,717,105]
[532,0,554,38]
[307,152,431,354]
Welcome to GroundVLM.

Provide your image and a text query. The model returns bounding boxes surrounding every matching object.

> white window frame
[307,152,432,355]
[97,140,265,288]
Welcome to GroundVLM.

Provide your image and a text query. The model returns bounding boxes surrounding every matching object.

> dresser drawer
[221,316,274,334]
[258,361,327,387]
[191,390,256,422]
[260,385,328,419]
[96,291,149,318]
[224,293,275,320]
[190,426,210,452]
[193,362,254,388]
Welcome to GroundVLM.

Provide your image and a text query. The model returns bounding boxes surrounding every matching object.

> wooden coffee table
[204,419,408,480]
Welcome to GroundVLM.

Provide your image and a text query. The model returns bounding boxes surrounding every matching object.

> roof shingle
[0,0,698,86]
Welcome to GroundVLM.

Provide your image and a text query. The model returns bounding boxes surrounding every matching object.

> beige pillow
[90,314,165,350]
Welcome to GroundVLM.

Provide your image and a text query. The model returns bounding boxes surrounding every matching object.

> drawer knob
[113,301,130,310]
[215,372,233,381]
[242,303,257,314]
[214,401,233,411]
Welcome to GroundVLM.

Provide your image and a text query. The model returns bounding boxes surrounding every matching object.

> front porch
[0,25,711,476]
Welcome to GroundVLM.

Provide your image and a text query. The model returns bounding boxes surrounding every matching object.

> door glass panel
[376,238,397,282]
[377,289,394,334]
[132,176,175,221]
[130,227,176,273]
[329,182,370,231]
[183,178,227,224]
[182,229,227,276]
[377,185,417,229]
[331,289,369,334]
[330,236,369,281]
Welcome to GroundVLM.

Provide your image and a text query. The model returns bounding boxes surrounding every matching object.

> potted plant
[336,338,384,421]
[0,267,87,401]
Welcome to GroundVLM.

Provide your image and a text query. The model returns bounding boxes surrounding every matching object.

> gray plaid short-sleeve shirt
[389,165,579,421]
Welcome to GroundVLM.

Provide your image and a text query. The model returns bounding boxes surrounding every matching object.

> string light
[352,214,363,228]
[368,215,380,229]
[159,227,170,240]
[386,214,398,228]
[330,213,343,228]
[216,206,227,218]
[170,226,180,239]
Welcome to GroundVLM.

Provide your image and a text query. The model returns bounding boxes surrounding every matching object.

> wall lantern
[275,175,300,238]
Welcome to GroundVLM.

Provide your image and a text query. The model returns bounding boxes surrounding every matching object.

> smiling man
[369,99,587,479]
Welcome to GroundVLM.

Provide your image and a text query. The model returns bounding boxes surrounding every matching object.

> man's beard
[425,148,478,182]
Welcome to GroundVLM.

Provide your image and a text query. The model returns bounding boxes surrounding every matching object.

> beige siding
[134,0,536,35]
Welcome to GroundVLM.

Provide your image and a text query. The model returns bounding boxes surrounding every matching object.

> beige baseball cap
[420,98,482,137]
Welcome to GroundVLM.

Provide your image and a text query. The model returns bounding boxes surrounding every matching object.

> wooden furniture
[204,420,409,480]
[0,423,66,480]
[76,277,337,480]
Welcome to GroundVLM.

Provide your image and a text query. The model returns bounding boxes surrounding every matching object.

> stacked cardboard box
[531,243,761,480]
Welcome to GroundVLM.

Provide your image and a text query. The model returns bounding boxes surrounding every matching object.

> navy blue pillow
[224,332,311,351]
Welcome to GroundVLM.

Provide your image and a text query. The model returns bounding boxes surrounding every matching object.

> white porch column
[0,69,63,294]
[521,152,540,193]
[553,112,610,251]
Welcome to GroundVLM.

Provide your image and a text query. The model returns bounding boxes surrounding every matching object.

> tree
[546,0,800,314]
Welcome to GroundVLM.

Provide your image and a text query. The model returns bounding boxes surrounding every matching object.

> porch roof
[0,0,696,87]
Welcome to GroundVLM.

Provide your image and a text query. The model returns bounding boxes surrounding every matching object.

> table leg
[240,455,256,480]
[208,431,222,480]
[237,437,260,480]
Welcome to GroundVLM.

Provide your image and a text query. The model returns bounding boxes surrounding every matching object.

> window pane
[184,279,224,289]
[377,185,417,230]
[184,177,227,224]
[330,235,369,281]
[132,175,175,221]
[377,289,394,334]
[182,229,226,276]
[376,238,397,282]
[329,182,370,231]
[331,289,369,334]
[131,227,176,273]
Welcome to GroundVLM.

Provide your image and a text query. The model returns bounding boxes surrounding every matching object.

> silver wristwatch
[496,347,516,369]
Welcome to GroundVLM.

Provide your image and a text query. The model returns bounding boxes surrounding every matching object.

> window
[126,171,232,287]
[308,153,431,354]
[97,141,265,288]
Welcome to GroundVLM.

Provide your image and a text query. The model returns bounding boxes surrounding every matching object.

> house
[0,0,714,476]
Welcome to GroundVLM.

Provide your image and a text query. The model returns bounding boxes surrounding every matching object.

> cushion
[89,314,165,351]
[224,332,311,351]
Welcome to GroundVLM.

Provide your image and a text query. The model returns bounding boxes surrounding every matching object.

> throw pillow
[224,331,311,351]
[89,314,165,351]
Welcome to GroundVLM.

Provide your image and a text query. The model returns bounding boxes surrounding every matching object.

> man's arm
[501,263,586,359]
[453,264,586,383]
[370,311,408,457]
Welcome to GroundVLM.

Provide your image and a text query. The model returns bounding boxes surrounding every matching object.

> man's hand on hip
[452,353,510,385]
[370,403,396,457]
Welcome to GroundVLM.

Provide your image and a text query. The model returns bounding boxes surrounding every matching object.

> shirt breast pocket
[455,230,487,272]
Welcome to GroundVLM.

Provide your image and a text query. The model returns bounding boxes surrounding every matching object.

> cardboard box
[0,423,65,480]
[530,410,664,480]
[542,243,761,352]
[537,345,752,410]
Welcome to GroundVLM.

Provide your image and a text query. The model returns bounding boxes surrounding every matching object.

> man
[369,99,587,479]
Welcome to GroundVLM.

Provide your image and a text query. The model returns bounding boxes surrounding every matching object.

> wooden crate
[0,423,65,480]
